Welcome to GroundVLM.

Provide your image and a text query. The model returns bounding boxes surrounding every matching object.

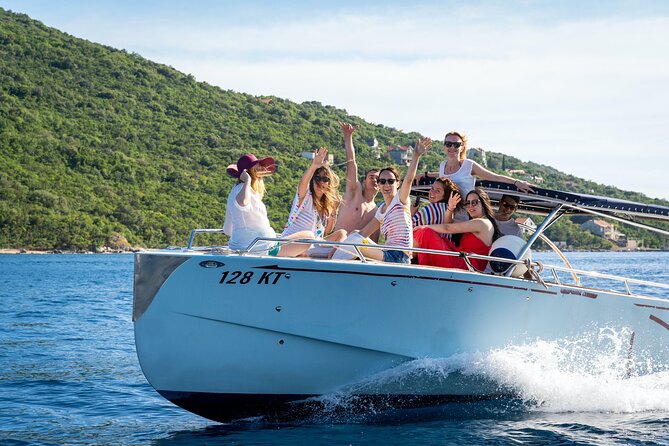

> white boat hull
[133,251,669,421]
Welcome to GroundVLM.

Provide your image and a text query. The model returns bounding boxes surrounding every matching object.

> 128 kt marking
[219,271,287,285]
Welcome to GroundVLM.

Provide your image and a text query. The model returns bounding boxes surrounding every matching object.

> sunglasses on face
[444,141,462,149]
[464,199,480,207]
[378,178,397,185]
[501,201,517,210]
[313,175,330,183]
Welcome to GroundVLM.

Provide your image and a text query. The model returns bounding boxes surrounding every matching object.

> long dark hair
[466,187,501,241]
[436,177,462,210]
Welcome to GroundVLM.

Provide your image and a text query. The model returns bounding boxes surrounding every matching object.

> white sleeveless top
[438,158,476,196]
[281,190,327,239]
[223,183,276,252]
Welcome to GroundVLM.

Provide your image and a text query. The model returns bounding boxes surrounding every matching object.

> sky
[3,0,669,199]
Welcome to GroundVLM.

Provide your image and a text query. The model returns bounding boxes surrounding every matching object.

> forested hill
[1,8,667,250]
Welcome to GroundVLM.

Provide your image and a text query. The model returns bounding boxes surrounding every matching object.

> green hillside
[1,8,667,251]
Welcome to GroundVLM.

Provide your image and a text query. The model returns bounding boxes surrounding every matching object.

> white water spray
[315,327,669,415]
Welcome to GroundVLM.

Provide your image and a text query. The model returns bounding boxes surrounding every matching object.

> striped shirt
[413,202,449,227]
[281,190,326,238]
[376,195,412,250]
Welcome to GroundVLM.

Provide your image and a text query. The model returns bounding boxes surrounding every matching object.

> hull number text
[219,271,288,285]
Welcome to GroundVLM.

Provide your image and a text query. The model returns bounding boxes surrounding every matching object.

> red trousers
[413,227,489,271]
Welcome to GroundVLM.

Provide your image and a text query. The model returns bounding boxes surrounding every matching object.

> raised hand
[414,137,432,156]
[447,191,461,210]
[339,121,359,138]
[514,179,535,194]
[311,147,329,169]
[239,169,251,183]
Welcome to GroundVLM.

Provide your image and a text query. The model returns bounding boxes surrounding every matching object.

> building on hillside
[581,219,625,242]
[515,217,536,235]
[467,147,487,167]
[532,175,544,184]
[624,239,639,250]
[367,138,381,159]
[387,145,413,166]
[301,151,334,164]
[506,169,534,182]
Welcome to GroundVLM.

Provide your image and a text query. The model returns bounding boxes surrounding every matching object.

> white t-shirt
[495,218,523,237]
[439,158,476,196]
[223,183,276,252]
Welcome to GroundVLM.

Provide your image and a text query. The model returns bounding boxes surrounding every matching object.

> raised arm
[398,137,432,205]
[471,161,534,193]
[297,147,329,201]
[339,121,360,196]
[235,170,253,206]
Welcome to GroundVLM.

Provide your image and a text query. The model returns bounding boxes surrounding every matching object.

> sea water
[1,252,669,445]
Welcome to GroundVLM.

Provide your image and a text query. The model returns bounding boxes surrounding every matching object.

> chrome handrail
[187,228,226,249]
[185,229,669,298]
[539,262,669,291]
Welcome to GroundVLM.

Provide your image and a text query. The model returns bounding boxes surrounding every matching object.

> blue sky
[3,0,669,199]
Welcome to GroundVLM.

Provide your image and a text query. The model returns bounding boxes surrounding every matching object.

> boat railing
[187,229,519,270]
[534,262,669,296]
[185,229,669,299]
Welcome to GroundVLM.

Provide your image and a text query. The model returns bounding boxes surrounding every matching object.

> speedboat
[133,181,669,422]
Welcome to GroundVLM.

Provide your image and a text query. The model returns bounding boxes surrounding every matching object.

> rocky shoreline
[0,248,141,254]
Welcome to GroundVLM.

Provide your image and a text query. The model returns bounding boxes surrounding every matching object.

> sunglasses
[444,141,462,149]
[313,175,330,183]
[464,199,480,207]
[378,178,397,185]
[501,201,518,210]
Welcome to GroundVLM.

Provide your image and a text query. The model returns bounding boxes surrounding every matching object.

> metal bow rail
[185,229,669,300]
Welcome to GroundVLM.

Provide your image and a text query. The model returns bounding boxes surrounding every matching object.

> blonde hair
[310,166,341,219]
[237,164,266,198]
[444,131,468,162]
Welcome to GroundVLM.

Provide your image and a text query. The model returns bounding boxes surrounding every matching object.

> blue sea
[2,252,669,445]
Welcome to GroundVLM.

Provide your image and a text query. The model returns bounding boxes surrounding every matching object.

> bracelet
[447,206,456,212]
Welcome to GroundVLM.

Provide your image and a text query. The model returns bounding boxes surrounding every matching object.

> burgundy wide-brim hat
[226,153,276,178]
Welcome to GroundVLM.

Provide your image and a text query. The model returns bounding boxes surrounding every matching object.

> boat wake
[302,327,669,421]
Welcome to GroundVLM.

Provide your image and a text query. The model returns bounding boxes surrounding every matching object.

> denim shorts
[383,249,410,264]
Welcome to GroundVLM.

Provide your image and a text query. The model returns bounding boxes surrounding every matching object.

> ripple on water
[2,253,669,445]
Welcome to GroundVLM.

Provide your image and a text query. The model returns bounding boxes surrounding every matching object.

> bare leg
[277,230,314,257]
[326,229,347,242]
[323,229,347,258]
[359,245,386,261]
